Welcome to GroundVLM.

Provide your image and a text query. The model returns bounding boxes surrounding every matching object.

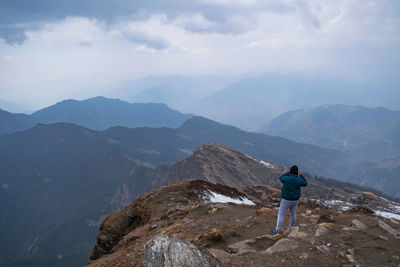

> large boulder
[143,234,210,267]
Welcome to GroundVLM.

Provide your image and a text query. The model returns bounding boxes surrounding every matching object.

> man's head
[289,165,298,175]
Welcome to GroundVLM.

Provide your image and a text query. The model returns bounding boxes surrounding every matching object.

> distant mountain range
[348,157,400,199]
[0,96,192,135]
[0,109,38,135]
[102,73,400,131]
[31,96,193,130]
[260,104,400,161]
[104,75,240,114]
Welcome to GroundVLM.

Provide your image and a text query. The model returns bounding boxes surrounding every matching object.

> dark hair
[289,165,298,175]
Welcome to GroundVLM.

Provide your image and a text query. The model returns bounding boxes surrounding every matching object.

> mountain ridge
[31,96,193,131]
[260,104,400,161]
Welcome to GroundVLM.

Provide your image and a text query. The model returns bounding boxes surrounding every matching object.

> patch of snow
[243,140,254,146]
[205,190,255,206]
[259,160,274,169]
[322,199,354,211]
[137,148,161,155]
[380,196,389,201]
[244,153,275,169]
[176,133,193,140]
[179,148,193,155]
[391,205,400,213]
[245,154,257,162]
[374,210,400,220]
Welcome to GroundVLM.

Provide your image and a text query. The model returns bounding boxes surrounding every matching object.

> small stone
[315,226,328,237]
[352,219,368,230]
[256,207,273,214]
[393,255,400,261]
[347,248,355,255]
[310,215,320,224]
[306,209,312,215]
[345,254,356,263]
[316,245,330,254]
[299,252,309,259]
[343,226,359,231]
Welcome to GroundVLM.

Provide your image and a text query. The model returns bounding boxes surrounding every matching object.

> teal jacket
[280,173,307,200]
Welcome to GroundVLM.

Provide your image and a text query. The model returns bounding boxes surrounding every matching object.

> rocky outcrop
[143,234,210,267]
[167,143,284,189]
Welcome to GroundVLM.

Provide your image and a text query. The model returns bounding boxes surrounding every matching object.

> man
[270,165,307,234]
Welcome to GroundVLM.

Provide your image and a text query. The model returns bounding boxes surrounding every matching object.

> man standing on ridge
[270,165,307,234]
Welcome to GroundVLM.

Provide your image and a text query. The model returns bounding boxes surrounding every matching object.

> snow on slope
[205,190,255,205]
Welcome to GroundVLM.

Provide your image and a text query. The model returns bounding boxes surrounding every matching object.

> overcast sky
[0,0,399,111]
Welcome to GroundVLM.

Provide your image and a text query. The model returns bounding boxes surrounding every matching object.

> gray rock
[315,226,328,237]
[352,219,368,230]
[265,238,298,255]
[228,239,256,254]
[299,252,309,259]
[288,226,308,239]
[309,215,320,224]
[208,248,231,264]
[316,245,330,254]
[377,220,400,239]
[345,254,356,263]
[143,234,210,267]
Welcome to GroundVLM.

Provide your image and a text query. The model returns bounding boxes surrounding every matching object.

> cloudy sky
[0,0,399,111]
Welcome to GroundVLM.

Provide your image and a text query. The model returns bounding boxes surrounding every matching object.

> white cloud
[3,55,15,62]
[25,17,109,46]
[197,0,259,6]
[0,0,399,110]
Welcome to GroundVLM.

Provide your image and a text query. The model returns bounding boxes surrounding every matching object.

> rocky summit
[87,144,400,267]
[87,183,400,266]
